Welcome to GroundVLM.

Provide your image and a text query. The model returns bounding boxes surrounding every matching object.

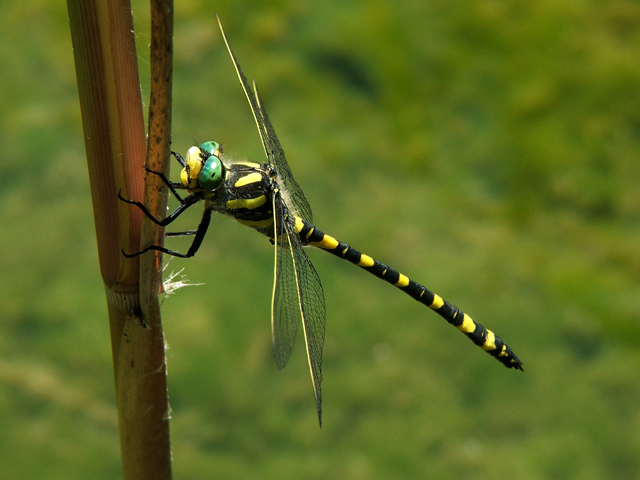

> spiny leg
[171,150,187,167]
[119,149,197,217]
[294,217,523,371]
[165,230,197,237]
[140,150,190,203]
[117,190,205,227]
[143,165,187,203]
[123,209,212,258]
[117,154,204,225]
[118,155,210,257]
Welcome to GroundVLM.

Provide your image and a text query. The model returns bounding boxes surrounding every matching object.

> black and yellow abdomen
[294,216,523,370]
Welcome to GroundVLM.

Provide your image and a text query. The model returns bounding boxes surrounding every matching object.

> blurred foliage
[0,0,639,479]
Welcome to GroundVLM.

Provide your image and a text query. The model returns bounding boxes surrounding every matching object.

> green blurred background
[1,0,639,478]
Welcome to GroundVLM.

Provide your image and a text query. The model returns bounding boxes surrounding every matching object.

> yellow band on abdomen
[394,273,409,287]
[429,294,444,310]
[315,235,338,250]
[456,314,475,333]
[481,330,497,351]
[357,254,375,267]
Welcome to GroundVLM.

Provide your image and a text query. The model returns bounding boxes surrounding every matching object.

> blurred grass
[1,0,640,479]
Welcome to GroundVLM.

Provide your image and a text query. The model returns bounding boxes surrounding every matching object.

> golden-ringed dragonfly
[119,17,523,427]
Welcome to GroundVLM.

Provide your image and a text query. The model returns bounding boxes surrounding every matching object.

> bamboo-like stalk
[67,0,174,478]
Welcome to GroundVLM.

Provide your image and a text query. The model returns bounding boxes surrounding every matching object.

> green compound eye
[198,154,224,191]
[199,141,221,157]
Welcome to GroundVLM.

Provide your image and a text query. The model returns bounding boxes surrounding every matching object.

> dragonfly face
[179,142,225,192]
[180,143,277,238]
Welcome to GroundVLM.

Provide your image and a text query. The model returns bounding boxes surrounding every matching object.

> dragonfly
[119,16,523,427]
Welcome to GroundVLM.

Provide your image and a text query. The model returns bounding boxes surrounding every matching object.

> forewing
[218,15,324,424]
[217,17,269,159]
[217,16,313,223]
[252,84,313,223]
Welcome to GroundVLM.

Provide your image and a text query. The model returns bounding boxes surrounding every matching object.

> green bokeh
[1,0,639,479]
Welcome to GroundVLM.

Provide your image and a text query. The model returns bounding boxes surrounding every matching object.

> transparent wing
[271,194,301,370]
[271,193,326,425]
[252,84,313,223]
[217,16,313,223]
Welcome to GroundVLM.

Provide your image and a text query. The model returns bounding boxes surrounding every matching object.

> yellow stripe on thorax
[233,161,261,168]
[234,172,262,188]
[226,195,267,210]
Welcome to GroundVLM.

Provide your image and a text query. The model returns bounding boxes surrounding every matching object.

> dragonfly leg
[165,230,197,237]
[143,165,186,203]
[183,208,212,257]
[171,151,186,167]
[122,244,191,258]
[123,209,212,258]
[117,190,205,226]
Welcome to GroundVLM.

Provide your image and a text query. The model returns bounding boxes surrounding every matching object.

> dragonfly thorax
[180,141,226,192]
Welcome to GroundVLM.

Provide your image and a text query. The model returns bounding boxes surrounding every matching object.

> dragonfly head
[180,141,225,191]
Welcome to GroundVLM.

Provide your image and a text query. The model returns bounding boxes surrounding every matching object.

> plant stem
[67,0,173,478]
